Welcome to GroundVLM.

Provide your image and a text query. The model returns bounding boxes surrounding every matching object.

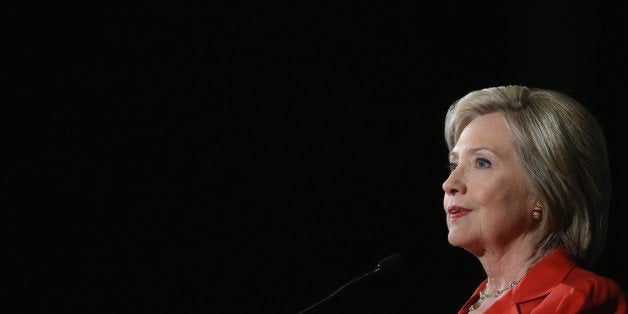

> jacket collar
[459,246,577,313]
[510,246,576,301]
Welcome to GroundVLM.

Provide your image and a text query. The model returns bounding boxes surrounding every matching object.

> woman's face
[442,112,536,255]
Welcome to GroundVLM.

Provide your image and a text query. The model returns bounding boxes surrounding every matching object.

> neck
[478,244,547,294]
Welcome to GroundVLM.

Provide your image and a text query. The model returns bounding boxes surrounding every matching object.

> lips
[447,205,471,218]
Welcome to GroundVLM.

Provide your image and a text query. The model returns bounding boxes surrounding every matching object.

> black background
[12,2,626,313]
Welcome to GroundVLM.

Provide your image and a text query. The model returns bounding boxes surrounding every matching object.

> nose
[442,167,466,196]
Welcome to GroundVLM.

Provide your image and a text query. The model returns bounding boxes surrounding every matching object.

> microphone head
[376,253,405,275]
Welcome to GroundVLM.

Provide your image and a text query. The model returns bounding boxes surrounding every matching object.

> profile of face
[442,112,537,255]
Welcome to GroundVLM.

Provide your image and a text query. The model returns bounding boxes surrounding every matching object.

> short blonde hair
[444,85,611,267]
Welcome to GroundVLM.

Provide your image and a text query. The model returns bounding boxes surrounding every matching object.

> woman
[442,85,626,313]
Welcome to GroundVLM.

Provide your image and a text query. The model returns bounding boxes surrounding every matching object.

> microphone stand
[299,253,404,313]
[299,268,381,313]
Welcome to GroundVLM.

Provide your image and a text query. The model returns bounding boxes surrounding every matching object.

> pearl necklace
[468,272,527,312]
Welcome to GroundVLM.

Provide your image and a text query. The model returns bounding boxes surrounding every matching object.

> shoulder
[546,267,627,312]
[564,267,624,295]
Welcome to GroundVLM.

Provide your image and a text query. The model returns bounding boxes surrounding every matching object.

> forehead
[451,112,516,157]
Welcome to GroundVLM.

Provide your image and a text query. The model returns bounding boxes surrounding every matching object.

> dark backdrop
[12,2,626,313]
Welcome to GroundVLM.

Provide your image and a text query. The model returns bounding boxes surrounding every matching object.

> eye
[476,157,491,169]
[447,162,458,172]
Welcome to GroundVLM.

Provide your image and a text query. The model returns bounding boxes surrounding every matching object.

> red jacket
[458,247,627,313]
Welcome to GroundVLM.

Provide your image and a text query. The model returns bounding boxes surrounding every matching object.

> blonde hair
[444,85,611,267]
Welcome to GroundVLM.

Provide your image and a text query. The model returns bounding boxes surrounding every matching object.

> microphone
[299,253,405,313]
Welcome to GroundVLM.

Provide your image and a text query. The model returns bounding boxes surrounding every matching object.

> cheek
[487,184,530,218]
[471,170,522,202]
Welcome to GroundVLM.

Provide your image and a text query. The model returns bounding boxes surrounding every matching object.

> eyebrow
[448,147,502,160]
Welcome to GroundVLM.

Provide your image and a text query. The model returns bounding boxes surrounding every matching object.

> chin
[447,232,471,248]
[447,232,460,246]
